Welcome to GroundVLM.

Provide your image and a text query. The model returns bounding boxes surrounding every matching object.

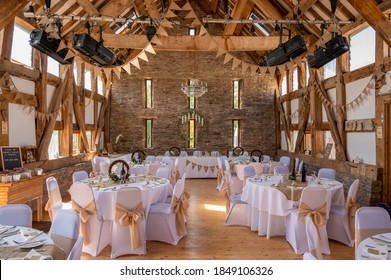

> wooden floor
[33,178,355,260]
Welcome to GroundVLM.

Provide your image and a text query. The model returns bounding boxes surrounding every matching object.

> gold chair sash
[44,200,53,221]
[216,168,223,186]
[115,202,144,251]
[171,191,191,236]
[298,202,327,239]
[45,188,62,221]
[50,233,76,258]
[71,200,97,245]
[345,197,360,239]
[222,180,230,214]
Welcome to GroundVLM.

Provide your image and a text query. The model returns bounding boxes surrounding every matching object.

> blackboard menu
[1,146,23,171]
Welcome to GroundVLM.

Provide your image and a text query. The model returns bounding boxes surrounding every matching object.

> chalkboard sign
[1,146,23,171]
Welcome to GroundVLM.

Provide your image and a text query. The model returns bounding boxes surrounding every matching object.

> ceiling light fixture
[181,79,208,98]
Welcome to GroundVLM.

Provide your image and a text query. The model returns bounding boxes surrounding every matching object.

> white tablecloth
[176,156,219,178]
[234,163,265,180]
[356,232,391,260]
[241,175,345,238]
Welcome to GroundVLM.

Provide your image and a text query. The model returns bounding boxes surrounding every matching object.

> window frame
[145,119,153,149]
[232,119,240,148]
[233,80,240,109]
[145,79,152,109]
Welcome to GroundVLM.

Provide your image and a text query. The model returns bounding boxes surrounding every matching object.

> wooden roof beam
[143,0,160,19]
[252,0,285,21]
[97,33,315,51]
[75,0,100,16]
[347,0,391,47]
[223,0,249,35]
[0,0,29,31]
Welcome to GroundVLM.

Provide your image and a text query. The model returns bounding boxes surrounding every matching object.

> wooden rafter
[253,0,284,20]
[223,0,248,36]
[347,0,391,47]
[143,0,160,19]
[294,79,312,153]
[96,33,315,51]
[0,0,29,31]
[75,0,100,15]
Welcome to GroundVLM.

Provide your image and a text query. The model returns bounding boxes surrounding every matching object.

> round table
[356,232,391,260]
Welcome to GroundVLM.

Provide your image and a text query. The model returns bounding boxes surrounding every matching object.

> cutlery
[379,234,391,241]
[360,254,370,259]
[370,236,391,245]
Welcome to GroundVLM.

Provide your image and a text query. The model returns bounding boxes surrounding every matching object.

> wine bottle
[291,159,296,181]
[301,163,306,182]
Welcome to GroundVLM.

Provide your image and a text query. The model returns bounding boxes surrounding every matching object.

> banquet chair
[164,151,170,156]
[274,165,290,175]
[193,150,202,157]
[249,162,263,175]
[67,236,84,260]
[279,156,291,167]
[146,174,190,245]
[327,179,360,247]
[268,161,282,175]
[224,160,243,194]
[148,162,162,176]
[220,156,228,169]
[45,176,72,222]
[355,206,391,252]
[211,151,220,157]
[303,252,318,260]
[49,209,80,258]
[0,204,32,227]
[262,155,271,163]
[286,187,330,255]
[69,182,111,257]
[237,155,247,161]
[145,155,156,162]
[317,168,336,180]
[179,151,188,157]
[92,156,110,174]
[305,217,323,260]
[224,171,249,227]
[111,187,146,257]
[72,170,88,183]
[156,167,174,200]
[243,151,249,157]
[216,157,225,191]
[243,166,256,188]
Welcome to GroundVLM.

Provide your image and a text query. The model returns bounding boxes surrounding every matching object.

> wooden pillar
[33,49,47,147]
[0,20,14,59]
[310,68,324,156]
[60,64,73,156]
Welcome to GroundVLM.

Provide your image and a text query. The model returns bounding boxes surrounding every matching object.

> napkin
[24,249,53,260]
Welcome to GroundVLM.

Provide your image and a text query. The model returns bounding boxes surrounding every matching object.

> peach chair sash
[216,168,223,187]
[169,167,180,185]
[298,202,327,238]
[44,201,53,221]
[115,202,144,251]
[71,200,97,245]
[44,189,62,221]
[50,233,76,258]
[345,197,360,238]
[222,180,230,214]
[171,191,191,236]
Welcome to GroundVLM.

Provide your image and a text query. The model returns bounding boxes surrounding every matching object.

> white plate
[19,240,45,249]
[365,245,388,260]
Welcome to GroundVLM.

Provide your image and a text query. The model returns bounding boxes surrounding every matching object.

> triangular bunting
[294,57,303,68]
[150,36,163,45]
[122,63,131,75]
[93,66,101,78]
[199,26,208,36]
[277,64,286,74]
[181,2,192,10]
[156,26,169,37]
[145,43,156,55]
[210,166,215,173]
[198,165,202,172]
[185,10,197,19]
[241,62,250,74]
[250,65,259,75]
[138,50,149,62]
[131,58,141,69]
[192,163,196,169]
[223,53,233,65]
[57,40,67,52]
[268,66,276,76]
[165,9,177,18]
[103,68,112,79]
[286,61,294,71]
[64,50,75,61]
[168,1,181,10]
[204,166,208,173]
[232,58,241,70]
[160,18,174,28]
[186,159,190,166]
[113,67,121,79]
[216,48,226,58]
[192,18,201,26]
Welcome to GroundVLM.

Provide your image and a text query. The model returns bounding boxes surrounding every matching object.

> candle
[201,118,204,126]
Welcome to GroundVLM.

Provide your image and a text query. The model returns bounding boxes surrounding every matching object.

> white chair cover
[220,156,228,168]
[224,171,249,227]
[237,155,247,161]
[268,161,282,174]
[49,209,80,258]
[303,252,318,260]
[318,168,336,180]
[45,176,72,222]
[211,151,220,157]
[92,156,110,173]
[243,151,249,157]
[224,160,243,194]
[100,161,110,176]
[242,166,256,187]
[262,155,271,163]
[148,162,162,176]
[327,179,360,247]
[164,151,170,156]
[248,162,263,175]
[145,155,156,162]
[72,170,88,183]
[306,217,323,260]
[111,187,146,257]
[279,156,291,166]
[274,165,290,175]
[193,150,202,157]
[146,174,189,245]
[286,187,330,255]
[355,206,391,252]
[67,236,84,260]
[179,151,188,157]
[69,182,111,257]
[0,204,32,227]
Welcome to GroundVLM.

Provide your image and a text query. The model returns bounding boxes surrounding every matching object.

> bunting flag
[145,43,156,55]
[268,66,276,76]
[160,18,174,28]
[122,63,131,75]
[57,40,67,52]
[64,49,76,61]
[138,50,149,62]
[185,10,197,19]
[259,67,268,77]
[113,67,121,80]
[150,36,163,45]
[130,58,141,69]
[103,67,112,79]
[277,64,286,74]
[197,165,202,172]
[93,66,102,79]
[181,2,192,10]
[286,61,295,71]
[223,53,234,64]
[199,26,208,36]
[192,18,201,26]
[216,48,226,58]
[232,58,241,70]
[192,163,196,169]
[241,62,250,74]
[294,57,303,68]
[165,9,177,18]
[156,26,169,37]
[250,65,259,76]
[169,1,181,10]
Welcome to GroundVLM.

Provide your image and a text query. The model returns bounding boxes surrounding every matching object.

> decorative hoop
[131,150,146,162]
[169,146,181,156]
[250,149,263,159]
[108,160,130,179]
[232,146,244,156]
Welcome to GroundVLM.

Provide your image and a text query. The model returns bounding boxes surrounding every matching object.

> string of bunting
[185,159,218,174]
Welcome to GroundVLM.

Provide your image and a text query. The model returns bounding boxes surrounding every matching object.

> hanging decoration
[184,159,218,175]
[176,109,208,142]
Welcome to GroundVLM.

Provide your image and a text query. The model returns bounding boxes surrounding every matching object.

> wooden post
[60,64,73,156]
[0,20,14,59]
[34,50,47,147]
